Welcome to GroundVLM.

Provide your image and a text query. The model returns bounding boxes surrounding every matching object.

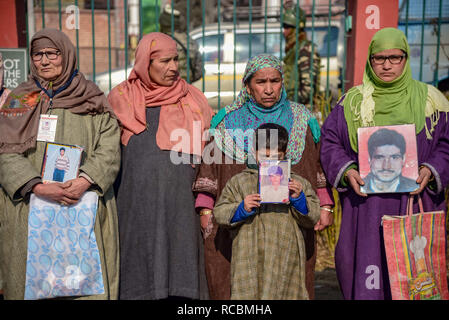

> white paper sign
[37,114,58,142]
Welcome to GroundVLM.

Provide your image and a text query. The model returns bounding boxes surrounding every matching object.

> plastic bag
[24,191,104,299]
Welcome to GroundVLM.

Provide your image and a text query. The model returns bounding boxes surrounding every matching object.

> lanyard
[34,69,79,109]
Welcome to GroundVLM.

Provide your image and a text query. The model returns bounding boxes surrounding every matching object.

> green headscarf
[343,28,427,152]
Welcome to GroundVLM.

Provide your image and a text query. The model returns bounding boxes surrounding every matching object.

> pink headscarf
[107,32,213,156]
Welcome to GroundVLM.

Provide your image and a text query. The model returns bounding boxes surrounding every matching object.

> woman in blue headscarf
[192,53,334,300]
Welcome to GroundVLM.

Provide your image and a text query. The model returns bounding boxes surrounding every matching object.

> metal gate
[26,0,449,114]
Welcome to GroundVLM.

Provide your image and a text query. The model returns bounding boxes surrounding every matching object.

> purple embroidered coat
[320,100,449,300]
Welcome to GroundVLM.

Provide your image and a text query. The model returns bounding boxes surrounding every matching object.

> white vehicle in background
[88,19,448,110]
[88,65,132,95]
[88,18,345,109]
[190,18,345,110]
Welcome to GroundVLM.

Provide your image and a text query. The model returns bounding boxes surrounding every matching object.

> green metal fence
[26,0,449,114]
[399,0,449,87]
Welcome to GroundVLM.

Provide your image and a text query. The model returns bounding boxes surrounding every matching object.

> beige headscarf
[0,28,112,154]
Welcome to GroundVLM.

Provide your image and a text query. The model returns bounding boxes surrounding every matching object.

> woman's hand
[345,169,367,197]
[244,194,261,212]
[32,182,78,206]
[63,177,92,201]
[314,206,334,231]
[288,179,303,199]
[410,165,432,195]
[199,209,214,240]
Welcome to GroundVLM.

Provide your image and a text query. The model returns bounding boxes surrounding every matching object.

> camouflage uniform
[282,8,321,109]
[159,4,203,83]
[280,6,322,299]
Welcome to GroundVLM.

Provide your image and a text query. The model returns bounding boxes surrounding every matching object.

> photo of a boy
[52,147,70,182]
[213,123,320,299]
[260,164,289,203]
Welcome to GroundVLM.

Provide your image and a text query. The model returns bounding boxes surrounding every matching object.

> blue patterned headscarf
[211,53,320,164]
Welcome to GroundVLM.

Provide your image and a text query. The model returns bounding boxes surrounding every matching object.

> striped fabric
[55,155,70,172]
[382,210,449,300]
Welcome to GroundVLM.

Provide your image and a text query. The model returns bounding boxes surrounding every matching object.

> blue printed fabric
[230,201,256,223]
[289,191,309,215]
[24,191,104,300]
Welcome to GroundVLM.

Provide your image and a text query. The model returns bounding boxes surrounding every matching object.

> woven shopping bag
[382,195,449,300]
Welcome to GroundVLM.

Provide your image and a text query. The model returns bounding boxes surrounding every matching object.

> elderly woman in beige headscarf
[0,28,121,300]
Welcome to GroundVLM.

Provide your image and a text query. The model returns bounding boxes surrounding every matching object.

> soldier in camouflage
[282,7,321,110]
[159,4,203,83]
[281,6,323,300]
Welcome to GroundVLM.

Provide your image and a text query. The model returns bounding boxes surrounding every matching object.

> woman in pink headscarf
[108,32,213,300]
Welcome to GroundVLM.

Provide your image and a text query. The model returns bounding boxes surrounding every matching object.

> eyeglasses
[370,54,406,65]
[31,50,61,62]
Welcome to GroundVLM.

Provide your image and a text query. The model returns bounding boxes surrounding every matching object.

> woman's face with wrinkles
[246,67,283,108]
[33,47,63,81]
[148,54,179,87]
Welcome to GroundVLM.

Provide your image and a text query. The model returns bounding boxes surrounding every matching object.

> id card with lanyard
[35,70,79,142]
[37,113,58,142]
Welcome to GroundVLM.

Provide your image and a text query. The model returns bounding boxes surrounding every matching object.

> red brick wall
[33,7,129,77]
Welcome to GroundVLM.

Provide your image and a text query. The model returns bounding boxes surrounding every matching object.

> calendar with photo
[258,159,291,203]
[41,142,84,184]
[357,124,419,194]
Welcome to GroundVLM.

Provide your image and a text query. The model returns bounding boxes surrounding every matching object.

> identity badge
[37,114,58,142]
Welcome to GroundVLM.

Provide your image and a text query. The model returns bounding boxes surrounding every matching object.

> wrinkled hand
[199,209,214,240]
[314,207,334,231]
[244,194,261,212]
[346,169,367,197]
[32,182,78,206]
[410,166,432,195]
[288,179,303,199]
[63,177,92,202]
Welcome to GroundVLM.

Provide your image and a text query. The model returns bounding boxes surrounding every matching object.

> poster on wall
[0,48,28,89]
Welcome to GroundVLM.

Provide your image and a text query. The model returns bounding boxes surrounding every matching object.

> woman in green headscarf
[320,28,449,300]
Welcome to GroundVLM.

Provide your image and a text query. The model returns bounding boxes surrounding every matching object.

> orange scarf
[107,32,213,156]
